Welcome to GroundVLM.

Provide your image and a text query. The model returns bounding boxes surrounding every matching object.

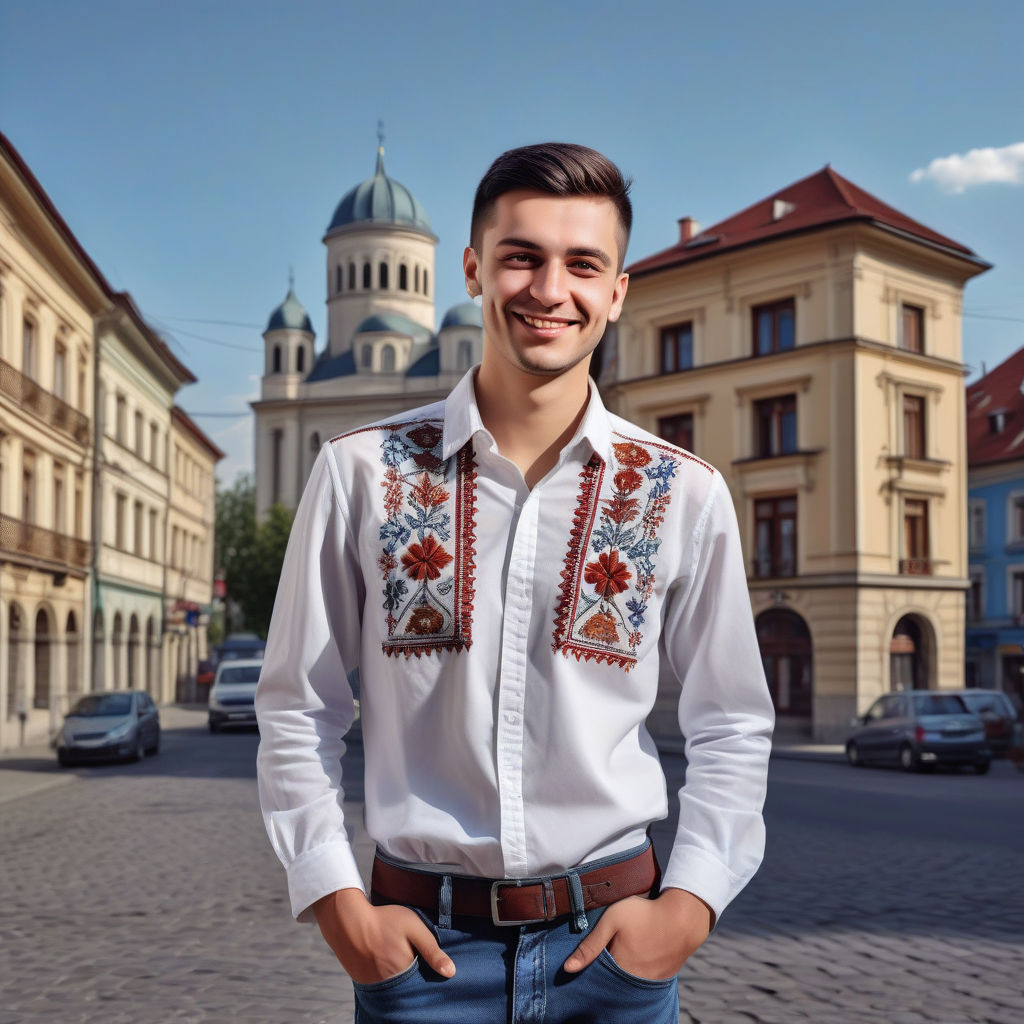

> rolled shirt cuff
[287,839,366,922]
[660,844,745,927]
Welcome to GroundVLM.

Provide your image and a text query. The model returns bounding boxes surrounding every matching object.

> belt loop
[567,870,588,934]
[438,874,453,929]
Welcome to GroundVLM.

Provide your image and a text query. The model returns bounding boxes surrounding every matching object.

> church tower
[323,141,437,357]
[260,279,315,401]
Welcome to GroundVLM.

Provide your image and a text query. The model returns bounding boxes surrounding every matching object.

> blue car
[55,690,161,766]
[846,691,990,773]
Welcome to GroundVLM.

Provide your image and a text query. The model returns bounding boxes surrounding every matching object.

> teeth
[521,315,571,329]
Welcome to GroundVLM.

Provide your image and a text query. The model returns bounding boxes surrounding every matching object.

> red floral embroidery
[613,468,642,494]
[584,550,632,599]
[407,424,443,450]
[601,494,641,524]
[611,442,651,468]
[378,552,398,576]
[401,536,454,581]
[410,474,449,509]
[581,610,620,644]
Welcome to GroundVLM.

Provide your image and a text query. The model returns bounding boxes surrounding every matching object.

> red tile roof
[627,166,984,277]
[967,347,1024,467]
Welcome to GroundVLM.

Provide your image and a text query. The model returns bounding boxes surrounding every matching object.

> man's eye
[570,260,598,272]
[506,253,536,264]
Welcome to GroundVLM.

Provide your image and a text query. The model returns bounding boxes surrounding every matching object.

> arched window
[399,264,408,291]
[112,612,124,690]
[309,431,321,453]
[361,344,372,369]
[145,617,156,695]
[755,609,813,717]
[297,346,305,374]
[66,612,81,698]
[363,262,371,288]
[381,344,396,372]
[458,339,474,370]
[272,346,281,373]
[128,614,140,690]
[423,269,429,296]
[336,265,342,293]
[34,609,51,709]
[379,262,389,290]
[8,604,24,717]
[348,262,356,290]
[91,609,104,693]
[414,266,420,292]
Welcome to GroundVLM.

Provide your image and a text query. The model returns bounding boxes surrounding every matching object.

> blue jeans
[353,853,680,1023]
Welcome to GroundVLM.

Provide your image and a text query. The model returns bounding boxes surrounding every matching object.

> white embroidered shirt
[255,369,775,922]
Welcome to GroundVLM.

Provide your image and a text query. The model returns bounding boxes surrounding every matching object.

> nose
[529,261,570,308]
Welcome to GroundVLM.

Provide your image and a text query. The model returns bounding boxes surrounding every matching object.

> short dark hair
[470,143,633,270]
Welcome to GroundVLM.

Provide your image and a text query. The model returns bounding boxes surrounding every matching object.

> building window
[53,464,65,533]
[115,393,127,443]
[755,496,797,578]
[379,262,389,290]
[1013,570,1024,621]
[296,346,305,374]
[399,264,408,291]
[271,428,283,504]
[659,322,693,374]
[457,339,474,371]
[348,262,356,290]
[1010,495,1024,543]
[22,451,36,524]
[54,342,67,399]
[423,269,429,295]
[150,422,160,467]
[336,265,342,293]
[901,498,929,574]
[74,471,84,537]
[134,411,144,457]
[754,395,797,457]
[657,412,694,452]
[77,358,86,411]
[360,344,372,368]
[133,501,143,555]
[149,508,158,560]
[900,304,924,353]
[22,318,36,379]
[967,568,983,623]
[115,492,127,549]
[272,346,281,373]
[380,344,396,372]
[968,499,985,550]
[752,298,795,356]
[363,262,371,289]
[415,266,420,292]
[903,395,925,459]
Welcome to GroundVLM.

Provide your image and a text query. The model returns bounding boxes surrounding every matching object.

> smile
[514,313,579,330]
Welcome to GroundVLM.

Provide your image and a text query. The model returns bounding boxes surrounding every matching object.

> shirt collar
[442,367,612,466]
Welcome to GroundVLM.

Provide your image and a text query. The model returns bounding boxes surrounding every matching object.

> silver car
[846,691,990,773]
[208,658,262,732]
[55,690,161,766]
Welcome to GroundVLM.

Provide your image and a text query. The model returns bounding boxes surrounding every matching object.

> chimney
[678,217,700,243]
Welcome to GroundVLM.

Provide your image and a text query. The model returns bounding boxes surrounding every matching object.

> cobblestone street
[1,706,1021,1023]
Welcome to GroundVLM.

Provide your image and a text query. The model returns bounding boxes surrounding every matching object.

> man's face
[463,190,629,380]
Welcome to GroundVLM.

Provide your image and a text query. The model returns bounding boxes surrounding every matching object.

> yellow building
[0,132,108,748]
[165,406,222,700]
[606,168,989,740]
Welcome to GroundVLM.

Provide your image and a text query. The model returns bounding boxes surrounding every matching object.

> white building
[252,147,483,515]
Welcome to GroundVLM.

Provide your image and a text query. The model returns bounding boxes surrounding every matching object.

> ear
[463,246,481,299]
[605,272,629,323]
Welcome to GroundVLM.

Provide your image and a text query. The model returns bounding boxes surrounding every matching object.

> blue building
[966,346,1024,712]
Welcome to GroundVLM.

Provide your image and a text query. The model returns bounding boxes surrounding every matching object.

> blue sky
[3,0,1022,484]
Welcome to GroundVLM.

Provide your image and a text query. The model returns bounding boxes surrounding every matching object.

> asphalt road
[0,708,1021,1023]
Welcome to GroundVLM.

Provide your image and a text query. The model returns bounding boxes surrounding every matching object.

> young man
[255,143,774,1022]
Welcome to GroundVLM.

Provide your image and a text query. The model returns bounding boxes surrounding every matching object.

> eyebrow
[496,237,612,268]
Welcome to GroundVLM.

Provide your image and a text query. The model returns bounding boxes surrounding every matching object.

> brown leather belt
[370,844,659,926]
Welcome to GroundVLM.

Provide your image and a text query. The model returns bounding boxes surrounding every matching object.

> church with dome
[251,145,483,515]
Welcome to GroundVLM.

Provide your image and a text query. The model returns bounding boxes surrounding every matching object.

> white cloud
[910,142,1024,193]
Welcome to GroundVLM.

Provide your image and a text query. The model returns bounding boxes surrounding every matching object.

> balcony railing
[899,558,932,576]
[0,358,90,444]
[0,513,90,570]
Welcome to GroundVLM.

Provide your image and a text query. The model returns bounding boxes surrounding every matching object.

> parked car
[208,658,262,732]
[213,633,266,665]
[846,691,990,773]
[951,689,1020,757]
[55,690,160,766]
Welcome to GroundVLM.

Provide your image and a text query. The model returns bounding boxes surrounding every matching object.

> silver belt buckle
[490,878,529,926]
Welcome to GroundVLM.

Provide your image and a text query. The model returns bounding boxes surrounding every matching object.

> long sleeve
[658,472,775,922]
[255,446,366,921]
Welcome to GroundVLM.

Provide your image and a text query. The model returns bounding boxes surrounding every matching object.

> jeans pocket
[351,956,420,993]
[597,948,678,989]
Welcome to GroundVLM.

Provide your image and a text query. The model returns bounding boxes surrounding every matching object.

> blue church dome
[441,302,483,330]
[266,286,313,334]
[327,148,432,234]
[355,311,433,342]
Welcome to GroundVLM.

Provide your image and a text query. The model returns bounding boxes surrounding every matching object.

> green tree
[214,473,294,638]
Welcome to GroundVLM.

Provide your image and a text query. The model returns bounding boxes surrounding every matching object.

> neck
[474,357,592,488]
